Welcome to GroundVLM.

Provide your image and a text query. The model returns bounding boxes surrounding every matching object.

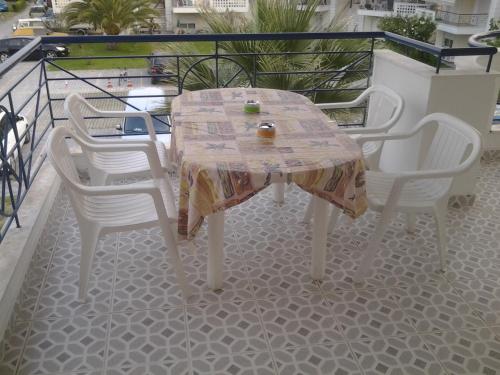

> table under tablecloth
[170,88,367,239]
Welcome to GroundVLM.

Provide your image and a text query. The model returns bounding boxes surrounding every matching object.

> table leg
[273,182,285,204]
[311,195,328,280]
[207,211,224,290]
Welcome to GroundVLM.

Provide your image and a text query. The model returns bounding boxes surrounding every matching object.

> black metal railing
[435,10,488,27]
[0,31,496,242]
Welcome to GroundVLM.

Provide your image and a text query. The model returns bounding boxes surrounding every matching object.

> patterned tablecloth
[171,88,367,239]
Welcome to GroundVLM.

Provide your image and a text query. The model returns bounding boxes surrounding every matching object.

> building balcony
[435,10,488,27]
[173,0,249,13]
[435,10,489,35]
[297,0,331,12]
[357,1,430,18]
[0,32,499,375]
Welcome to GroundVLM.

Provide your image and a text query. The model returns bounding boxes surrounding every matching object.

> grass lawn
[51,41,214,71]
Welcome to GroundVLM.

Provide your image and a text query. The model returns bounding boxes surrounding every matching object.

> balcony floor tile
[2,157,500,374]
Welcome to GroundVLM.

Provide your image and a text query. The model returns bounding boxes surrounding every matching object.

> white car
[0,108,30,171]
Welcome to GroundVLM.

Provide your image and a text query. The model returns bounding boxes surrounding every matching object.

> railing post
[436,53,442,74]
[26,63,46,182]
[176,56,182,94]
[486,54,493,73]
[5,96,21,228]
[42,57,55,129]
[215,40,219,88]
[7,94,28,190]
[368,37,375,86]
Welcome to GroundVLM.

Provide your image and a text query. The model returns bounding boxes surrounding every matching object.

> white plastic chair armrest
[90,137,169,147]
[75,138,165,177]
[316,86,375,110]
[343,127,390,135]
[356,129,420,146]
[316,100,360,110]
[81,181,159,196]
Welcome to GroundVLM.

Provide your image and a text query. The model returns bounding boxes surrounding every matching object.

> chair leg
[78,224,100,302]
[161,174,178,220]
[303,196,314,223]
[159,221,192,299]
[406,213,416,233]
[433,201,448,272]
[273,183,285,204]
[328,206,341,234]
[354,208,393,283]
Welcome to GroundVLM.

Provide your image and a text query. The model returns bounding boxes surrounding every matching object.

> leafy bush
[378,14,438,66]
[379,14,436,43]
[489,18,499,31]
[9,0,26,12]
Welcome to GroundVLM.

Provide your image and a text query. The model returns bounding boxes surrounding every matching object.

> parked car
[117,88,171,135]
[67,23,93,35]
[494,104,500,124]
[0,108,30,171]
[29,4,48,17]
[0,37,69,63]
[41,7,54,21]
[0,0,8,12]
[147,54,176,84]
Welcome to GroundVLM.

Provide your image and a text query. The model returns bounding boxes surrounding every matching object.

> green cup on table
[244,100,260,113]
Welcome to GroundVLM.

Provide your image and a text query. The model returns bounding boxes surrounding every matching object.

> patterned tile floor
[2,156,500,375]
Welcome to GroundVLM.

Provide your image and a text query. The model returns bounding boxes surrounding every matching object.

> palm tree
[63,0,158,37]
[163,0,370,104]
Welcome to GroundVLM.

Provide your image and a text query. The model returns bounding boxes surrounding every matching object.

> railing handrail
[0,37,42,80]
[469,30,500,48]
[435,9,488,16]
[40,31,497,60]
[40,32,386,44]
[1,31,496,82]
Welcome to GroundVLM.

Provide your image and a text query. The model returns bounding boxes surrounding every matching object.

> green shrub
[9,0,26,12]
[378,14,438,66]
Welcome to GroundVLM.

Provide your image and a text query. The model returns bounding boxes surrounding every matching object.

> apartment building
[431,0,498,48]
[355,0,498,47]
[170,0,352,33]
[51,0,72,14]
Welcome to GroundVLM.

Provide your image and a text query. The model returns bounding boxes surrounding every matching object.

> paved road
[0,3,32,38]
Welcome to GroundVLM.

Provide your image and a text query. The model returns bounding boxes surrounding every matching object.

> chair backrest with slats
[64,93,93,139]
[365,85,404,131]
[64,93,103,165]
[417,113,482,191]
[47,126,93,222]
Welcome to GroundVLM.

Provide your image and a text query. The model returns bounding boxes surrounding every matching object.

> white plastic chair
[64,93,172,185]
[316,84,404,167]
[308,113,482,283]
[47,126,191,302]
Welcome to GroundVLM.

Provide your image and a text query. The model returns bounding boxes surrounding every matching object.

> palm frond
[159,0,371,104]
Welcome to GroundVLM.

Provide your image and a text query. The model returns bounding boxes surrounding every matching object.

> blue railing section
[0,31,496,242]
